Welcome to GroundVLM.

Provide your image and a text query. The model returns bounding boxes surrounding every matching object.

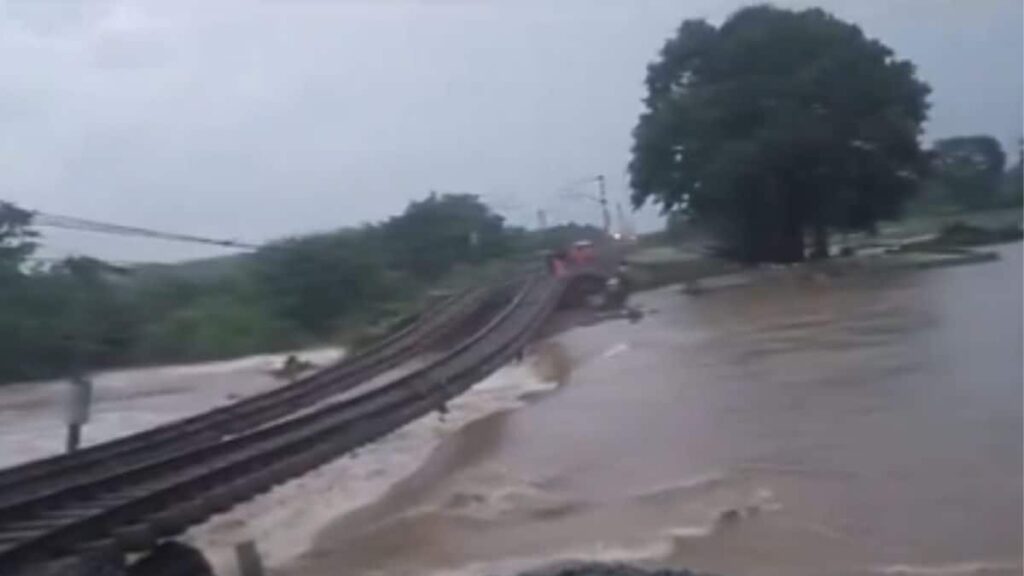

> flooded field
[283,244,1022,576]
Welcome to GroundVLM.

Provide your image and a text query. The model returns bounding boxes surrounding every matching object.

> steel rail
[0,274,564,572]
[0,285,493,506]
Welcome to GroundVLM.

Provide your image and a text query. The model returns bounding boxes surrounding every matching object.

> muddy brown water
[283,244,1022,576]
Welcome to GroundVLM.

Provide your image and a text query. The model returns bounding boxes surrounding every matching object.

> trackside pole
[65,374,92,453]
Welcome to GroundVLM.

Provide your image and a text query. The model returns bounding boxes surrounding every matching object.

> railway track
[0,283,495,510]
[0,273,565,573]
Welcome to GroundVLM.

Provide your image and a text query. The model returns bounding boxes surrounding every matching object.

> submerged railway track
[0,272,568,574]
[0,284,491,502]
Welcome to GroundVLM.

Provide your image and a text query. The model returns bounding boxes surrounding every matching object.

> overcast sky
[3,0,1021,263]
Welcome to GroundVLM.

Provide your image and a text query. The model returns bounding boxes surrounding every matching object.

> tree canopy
[930,136,1007,209]
[0,202,37,277]
[381,193,508,280]
[1006,140,1024,206]
[630,6,931,262]
[0,193,549,383]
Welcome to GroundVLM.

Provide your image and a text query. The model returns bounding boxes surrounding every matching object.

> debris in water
[270,355,317,380]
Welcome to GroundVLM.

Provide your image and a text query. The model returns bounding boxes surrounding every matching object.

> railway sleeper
[73,537,120,558]
[201,484,246,515]
[34,507,108,522]
[148,504,204,536]
[112,523,157,552]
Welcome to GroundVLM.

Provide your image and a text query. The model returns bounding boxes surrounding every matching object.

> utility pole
[65,373,91,452]
[556,174,612,233]
[615,202,634,239]
[597,175,610,235]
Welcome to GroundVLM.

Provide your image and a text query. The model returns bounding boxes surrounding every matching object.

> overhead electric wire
[555,175,601,196]
[18,206,261,250]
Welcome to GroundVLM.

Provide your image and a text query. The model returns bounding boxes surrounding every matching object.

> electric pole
[615,202,635,239]
[556,174,612,234]
[597,174,610,235]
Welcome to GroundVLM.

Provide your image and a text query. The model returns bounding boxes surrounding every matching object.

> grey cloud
[1,0,1020,262]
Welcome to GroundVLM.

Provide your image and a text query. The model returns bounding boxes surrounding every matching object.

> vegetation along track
[0,283,497,512]
[0,273,566,573]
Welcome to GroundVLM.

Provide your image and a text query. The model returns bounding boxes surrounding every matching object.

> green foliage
[912,137,1022,213]
[1002,139,1023,206]
[900,220,1024,251]
[0,202,37,276]
[254,231,396,336]
[133,292,295,362]
[0,257,136,380]
[630,6,931,262]
[930,136,1007,209]
[0,192,544,383]
[382,193,509,280]
[250,193,510,336]
[0,203,50,380]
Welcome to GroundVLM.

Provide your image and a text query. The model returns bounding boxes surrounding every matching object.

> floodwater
[284,244,1023,576]
[0,348,343,468]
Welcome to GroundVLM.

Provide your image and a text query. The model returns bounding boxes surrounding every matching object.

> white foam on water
[873,561,1023,576]
[664,525,714,539]
[410,462,578,523]
[626,473,730,500]
[600,342,631,359]
[426,525,707,576]
[185,360,559,576]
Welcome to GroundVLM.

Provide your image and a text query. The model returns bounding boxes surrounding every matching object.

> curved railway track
[0,284,494,508]
[0,273,565,573]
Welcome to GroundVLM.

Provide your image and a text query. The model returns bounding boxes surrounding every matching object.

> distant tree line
[0,194,594,384]
[630,5,1021,262]
[919,136,1023,211]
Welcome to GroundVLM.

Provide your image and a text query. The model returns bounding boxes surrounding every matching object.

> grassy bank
[624,252,740,291]
[624,207,1021,292]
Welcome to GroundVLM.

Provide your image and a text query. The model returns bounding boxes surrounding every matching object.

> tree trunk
[779,218,804,262]
[775,189,805,263]
[811,222,829,259]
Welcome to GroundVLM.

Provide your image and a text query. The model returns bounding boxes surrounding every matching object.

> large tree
[630,6,931,262]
